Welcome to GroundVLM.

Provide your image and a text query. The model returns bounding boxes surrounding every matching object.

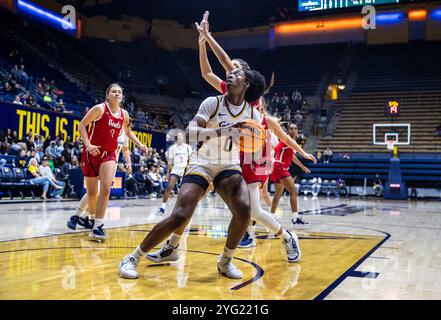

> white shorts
[170,167,186,178]
[182,162,242,190]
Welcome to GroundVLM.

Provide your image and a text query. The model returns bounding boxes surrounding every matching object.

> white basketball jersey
[191,95,262,165]
[167,143,192,170]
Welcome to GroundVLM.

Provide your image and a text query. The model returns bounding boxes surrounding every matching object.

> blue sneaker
[238,232,256,248]
[89,225,106,242]
[67,215,80,230]
[78,216,94,229]
[159,207,165,215]
[292,217,309,227]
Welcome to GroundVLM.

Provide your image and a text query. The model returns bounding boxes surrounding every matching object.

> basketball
[236,119,266,153]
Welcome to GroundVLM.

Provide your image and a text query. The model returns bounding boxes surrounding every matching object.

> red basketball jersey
[87,102,125,152]
[273,140,294,168]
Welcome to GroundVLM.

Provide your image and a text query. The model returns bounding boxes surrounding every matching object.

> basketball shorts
[182,162,242,191]
[242,163,268,187]
[269,162,291,184]
[170,166,186,179]
[81,149,117,178]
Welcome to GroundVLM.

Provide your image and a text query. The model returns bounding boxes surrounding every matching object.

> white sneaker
[119,255,139,279]
[283,230,301,263]
[145,240,179,263]
[217,255,243,279]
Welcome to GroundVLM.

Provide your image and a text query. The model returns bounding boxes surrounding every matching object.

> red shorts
[242,163,268,187]
[81,149,117,177]
[269,163,291,184]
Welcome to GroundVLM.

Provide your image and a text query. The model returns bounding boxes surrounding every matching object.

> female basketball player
[79,83,147,241]
[67,121,132,231]
[270,123,311,226]
[196,12,316,232]
[158,131,192,215]
[119,68,267,279]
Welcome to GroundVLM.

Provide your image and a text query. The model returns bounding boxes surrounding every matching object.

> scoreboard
[298,0,400,12]
[385,100,400,117]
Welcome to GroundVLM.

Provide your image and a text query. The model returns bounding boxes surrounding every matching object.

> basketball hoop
[387,140,396,150]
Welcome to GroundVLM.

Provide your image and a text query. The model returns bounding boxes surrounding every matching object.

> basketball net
[386,140,396,151]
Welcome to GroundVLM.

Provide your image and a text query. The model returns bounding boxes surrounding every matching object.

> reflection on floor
[0,196,440,299]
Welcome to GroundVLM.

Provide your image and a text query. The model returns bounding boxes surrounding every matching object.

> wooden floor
[0,195,440,300]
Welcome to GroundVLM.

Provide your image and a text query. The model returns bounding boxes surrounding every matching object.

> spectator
[18,64,29,85]
[55,140,64,158]
[373,174,383,197]
[71,156,80,169]
[271,93,279,105]
[280,92,289,106]
[342,152,351,160]
[433,124,441,137]
[291,90,302,110]
[323,147,333,164]
[15,149,28,168]
[294,110,303,127]
[38,156,65,199]
[147,166,162,197]
[37,82,46,95]
[311,177,322,198]
[4,82,13,94]
[48,80,63,97]
[26,94,38,108]
[45,141,58,158]
[337,176,349,198]
[43,92,52,105]
[133,166,148,196]
[13,95,22,105]
[28,158,62,200]
[71,139,81,160]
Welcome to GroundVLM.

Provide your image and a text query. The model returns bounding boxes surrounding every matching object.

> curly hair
[244,70,266,103]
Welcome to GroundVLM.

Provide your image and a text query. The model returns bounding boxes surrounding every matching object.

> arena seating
[299,154,441,192]
[317,90,441,153]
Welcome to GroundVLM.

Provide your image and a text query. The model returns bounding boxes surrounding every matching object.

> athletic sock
[292,212,299,221]
[89,214,96,221]
[247,225,255,238]
[220,246,236,261]
[161,203,166,210]
[93,218,104,230]
[169,233,181,248]
[131,245,145,261]
[74,208,84,217]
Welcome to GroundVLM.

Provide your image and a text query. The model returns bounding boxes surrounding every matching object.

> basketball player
[66,122,132,230]
[118,68,267,279]
[270,123,311,226]
[159,131,192,215]
[79,83,147,241]
[148,97,315,261]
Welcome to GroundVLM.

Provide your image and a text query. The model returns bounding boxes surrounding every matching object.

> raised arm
[195,11,235,75]
[197,12,223,93]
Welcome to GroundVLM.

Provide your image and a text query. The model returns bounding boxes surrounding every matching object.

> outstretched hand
[303,153,317,164]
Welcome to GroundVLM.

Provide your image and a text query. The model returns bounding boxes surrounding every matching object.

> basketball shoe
[217,256,243,279]
[119,255,139,279]
[283,230,301,263]
[238,232,256,248]
[292,217,308,226]
[67,215,94,230]
[145,240,179,263]
[89,225,106,242]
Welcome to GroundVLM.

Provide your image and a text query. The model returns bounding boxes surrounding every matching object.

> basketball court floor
[0,195,440,300]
